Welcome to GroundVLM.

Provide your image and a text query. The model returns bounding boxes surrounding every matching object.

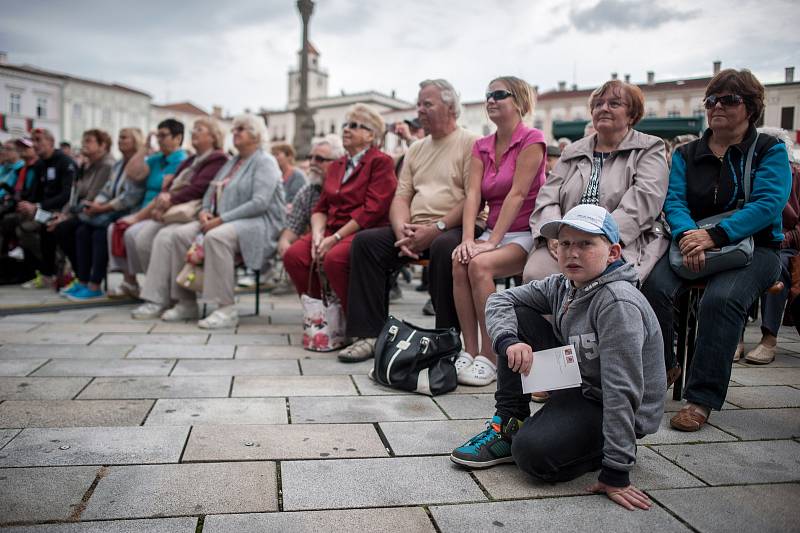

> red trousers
[283,232,354,310]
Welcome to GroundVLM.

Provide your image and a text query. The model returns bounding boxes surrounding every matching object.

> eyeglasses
[342,121,372,132]
[310,154,335,163]
[155,132,172,139]
[703,94,744,109]
[485,90,514,102]
[591,99,628,111]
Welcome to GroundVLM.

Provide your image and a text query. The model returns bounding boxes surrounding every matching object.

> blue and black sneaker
[450,415,522,468]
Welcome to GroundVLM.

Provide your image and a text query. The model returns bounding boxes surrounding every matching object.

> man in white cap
[450,204,665,511]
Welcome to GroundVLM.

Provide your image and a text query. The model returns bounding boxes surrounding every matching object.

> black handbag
[371,315,461,396]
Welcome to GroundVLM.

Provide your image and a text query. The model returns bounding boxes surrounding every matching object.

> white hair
[419,79,462,119]
[313,134,345,159]
[233,113,269,150]
[757,126,797,164]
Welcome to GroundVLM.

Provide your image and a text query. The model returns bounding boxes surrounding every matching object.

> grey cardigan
[95,159,145,212]
[202,148,285,270]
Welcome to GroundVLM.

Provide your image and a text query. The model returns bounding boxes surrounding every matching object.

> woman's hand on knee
[587,481,652,511]
[506,342,534,375]
[452,240,474,264]
[469,240,496,258]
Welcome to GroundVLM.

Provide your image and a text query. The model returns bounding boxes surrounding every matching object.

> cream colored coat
[529,129,669,281]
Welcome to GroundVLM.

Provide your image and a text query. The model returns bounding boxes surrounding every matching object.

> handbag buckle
[388,325,399,342]
[420,337,430,354]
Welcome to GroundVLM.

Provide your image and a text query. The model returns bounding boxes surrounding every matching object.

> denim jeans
[760,248,796,337]
[642,247,781,410]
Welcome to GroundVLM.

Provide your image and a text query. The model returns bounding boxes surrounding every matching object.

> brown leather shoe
[670,405,709,432]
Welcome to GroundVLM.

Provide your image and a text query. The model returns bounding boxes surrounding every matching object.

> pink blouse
[473,122,546,232]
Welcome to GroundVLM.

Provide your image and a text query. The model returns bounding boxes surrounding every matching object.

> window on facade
[667,110,680,118]
[646,109,657,118]
[693,107,704,117]
[781,107,795,131]
[102,108,112,125]
[329,122,335,134]
[36,97,47,118]
[9,93,21,114]
[73,103,82,119]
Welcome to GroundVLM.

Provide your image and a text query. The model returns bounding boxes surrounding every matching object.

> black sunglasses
[703,94,744,109]
[310,154,335,163]
[342,121,372,132]
[486,90,514,102]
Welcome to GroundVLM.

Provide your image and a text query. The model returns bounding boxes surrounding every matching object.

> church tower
[288,42,328,107]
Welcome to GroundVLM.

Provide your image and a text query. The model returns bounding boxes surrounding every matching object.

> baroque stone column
[292,0,316,158]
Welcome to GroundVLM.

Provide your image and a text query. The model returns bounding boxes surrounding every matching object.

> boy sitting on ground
[450,204,665,511]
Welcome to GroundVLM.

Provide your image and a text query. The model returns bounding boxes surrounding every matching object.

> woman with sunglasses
[451,76,546,386]
[283,103,396,323]
[642,69,792,431]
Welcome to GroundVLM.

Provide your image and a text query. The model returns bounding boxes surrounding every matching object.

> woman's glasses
[342,121,372,132]
[485,90,514,102]
[310,154,335,163]
[703,94,744,109]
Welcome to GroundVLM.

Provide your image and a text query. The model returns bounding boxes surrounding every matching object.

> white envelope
[520,344,582,394]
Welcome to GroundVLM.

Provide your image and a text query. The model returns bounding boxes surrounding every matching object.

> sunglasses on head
[342,121,372,132]
[703,94,744,109]
[310,154,335,163]
[486,90,514,102]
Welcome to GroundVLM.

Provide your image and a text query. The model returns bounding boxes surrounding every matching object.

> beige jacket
[529,129,669,281]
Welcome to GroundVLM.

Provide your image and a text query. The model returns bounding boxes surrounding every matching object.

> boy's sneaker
[66,286,104,301]
[59,280,84,297]
[451,415,522,468]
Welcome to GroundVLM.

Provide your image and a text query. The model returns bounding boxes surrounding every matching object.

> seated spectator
[641,69,792,431]
[106,119,187,297]
[131,114,284,329]
[60,128,146,300]
[271,142,307,207]
[0,140,24,199]
[277,134,344,258]
[283,104,396,315]
[340,79,480,362]
[0,138,37,256]
[451,205,664,511]
[526,79,669,284]
[15,128,77,288]
[452,76,546,386]
[545,144,560,175]
[60,141,76,163]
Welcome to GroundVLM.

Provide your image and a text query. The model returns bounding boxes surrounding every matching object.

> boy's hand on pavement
[587,481,652,511]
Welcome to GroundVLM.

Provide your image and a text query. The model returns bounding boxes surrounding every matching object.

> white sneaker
[8,246,24,260]
[454,351,475,375]
[161,301,199,322]
[458,355,497,386]
[198,305,239,329]
[131,302,164,320]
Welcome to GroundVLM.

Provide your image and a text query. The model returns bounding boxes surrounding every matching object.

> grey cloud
[569,0,699,33]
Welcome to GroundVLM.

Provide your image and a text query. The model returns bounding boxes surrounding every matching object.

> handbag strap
[742,133,759,205]
[307,258,335,305]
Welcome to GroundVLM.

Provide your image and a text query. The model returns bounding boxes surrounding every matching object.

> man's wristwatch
[435,220,447,232]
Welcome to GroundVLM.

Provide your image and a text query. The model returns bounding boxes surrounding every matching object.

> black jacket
[24,149,77,211]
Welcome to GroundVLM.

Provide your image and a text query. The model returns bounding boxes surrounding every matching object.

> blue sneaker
[59,280,85,297]
[66,285,104,302]
[450,415,522,468]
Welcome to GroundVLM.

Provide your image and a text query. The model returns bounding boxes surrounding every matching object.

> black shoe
[422,298,435,316]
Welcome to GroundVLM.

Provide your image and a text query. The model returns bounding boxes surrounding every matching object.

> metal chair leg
[255,269,260,316]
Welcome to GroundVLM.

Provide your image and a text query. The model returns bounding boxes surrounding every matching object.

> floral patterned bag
[301,263,346,352]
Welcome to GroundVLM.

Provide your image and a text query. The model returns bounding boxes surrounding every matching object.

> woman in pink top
[452,76,546,386]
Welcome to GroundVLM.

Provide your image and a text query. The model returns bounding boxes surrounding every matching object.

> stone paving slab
[755,353,800,367]
[639,413,738,445]
[473,447,704,500]
[203,507,435,533]
[0,344,132,359]
[77,377,231,399]
[232,375,356,397]
[0,332,98,345]
[234,345,329,359]
[33,358,175,377]
[127,344,235,359]
[651,483,800,533]
[730,367,800,386]
[0,400,153,428]
[652,440,800,485]
[725,385,800,408]
[281,456,485,510]
[32,322,154,333]
[1,311,96,323]
[0,465,99,524]
[708,408,800,439]
[434,393,514,419]
[144,398,287,425]
[207,333,289,345]
[298,358,374,375]
[0,321,37,332]
[236,323,303,334]
[266,310,304,325]
[0,377,91,400]
[379,419,485,455]
[183,423,388,461]
[0,518,199,532]
[0,428,20,448]
[290,396,447,423]
[170,359,299,376]
[148,322,233,333]
[0,358,48,376]
[0,426,189,466]
[430,497,690,533]
[83,462,278,519]
[92,333,209,345]
[350,375,414,395]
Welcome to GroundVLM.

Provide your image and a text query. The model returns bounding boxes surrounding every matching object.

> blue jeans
[642,247,781,410]
[760,248,796,336]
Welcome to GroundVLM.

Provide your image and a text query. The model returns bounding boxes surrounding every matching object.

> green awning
[552,117,705,141]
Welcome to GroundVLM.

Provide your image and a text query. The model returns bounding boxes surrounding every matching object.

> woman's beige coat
[528,128,669,281]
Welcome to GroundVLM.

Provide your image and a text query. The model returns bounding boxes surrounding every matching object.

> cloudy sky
[2,0,798,114]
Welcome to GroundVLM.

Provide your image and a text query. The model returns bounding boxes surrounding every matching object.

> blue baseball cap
[540,204,620,244]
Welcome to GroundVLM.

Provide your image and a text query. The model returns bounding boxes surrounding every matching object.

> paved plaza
[0,279,798,532]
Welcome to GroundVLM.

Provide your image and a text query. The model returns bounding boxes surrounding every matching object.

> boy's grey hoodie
[486,262,666,484]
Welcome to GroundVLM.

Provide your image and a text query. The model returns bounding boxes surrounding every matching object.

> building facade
[150,102,234,153]
[0,55,63,143]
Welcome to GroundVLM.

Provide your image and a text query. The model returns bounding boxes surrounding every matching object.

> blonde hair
[489,76,535,117]
[232,114,269,149]
[346,103,385,146]
[119,127,144,152]
[193,118,224,150]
